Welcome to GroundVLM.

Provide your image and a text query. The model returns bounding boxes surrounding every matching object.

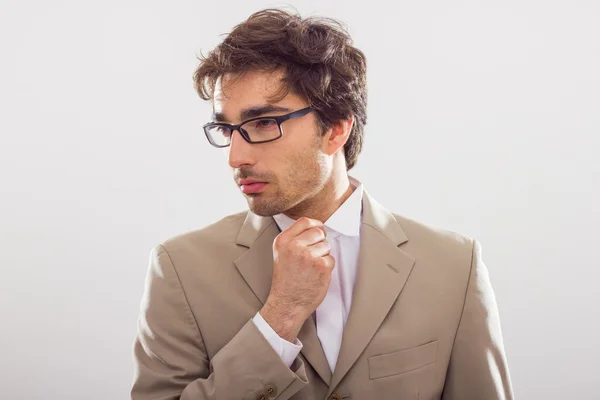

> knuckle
[297,216,311,225]
[326,255,335,268]
[313,226,325,236]
[315,256,327,269]
[309,227,324,240]
[273,233,286,247]
[273,236,281,249]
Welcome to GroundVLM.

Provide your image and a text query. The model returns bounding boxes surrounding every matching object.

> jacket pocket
[368,340,438,380]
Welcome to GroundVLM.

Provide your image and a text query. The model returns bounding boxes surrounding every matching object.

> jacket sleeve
[131,244,309,400]
[252,312,304,368]
[442,240,514,400]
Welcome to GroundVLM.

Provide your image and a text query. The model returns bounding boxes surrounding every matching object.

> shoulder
[393,213,473,249]
[158,210,248,256]
[392,212,476,271]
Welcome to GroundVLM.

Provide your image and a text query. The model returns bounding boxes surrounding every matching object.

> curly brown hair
[193,8,368,170]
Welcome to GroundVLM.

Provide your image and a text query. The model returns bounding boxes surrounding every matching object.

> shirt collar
[272,176,363,238]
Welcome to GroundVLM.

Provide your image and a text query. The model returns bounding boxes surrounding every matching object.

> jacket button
[328,393,342,400]
[256,394,267,400]
[265,384,278,397]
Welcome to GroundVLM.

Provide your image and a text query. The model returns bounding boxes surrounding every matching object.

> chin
[246,197,285,217]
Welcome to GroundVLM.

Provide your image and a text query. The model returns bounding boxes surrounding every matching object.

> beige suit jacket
[131,189,513,399]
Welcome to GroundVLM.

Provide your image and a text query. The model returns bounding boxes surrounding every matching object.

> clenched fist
[260,217,335,342]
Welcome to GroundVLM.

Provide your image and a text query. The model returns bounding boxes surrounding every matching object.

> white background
[1,0,598,399]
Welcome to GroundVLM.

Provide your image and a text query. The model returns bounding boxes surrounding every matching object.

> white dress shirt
[252,176,363,372]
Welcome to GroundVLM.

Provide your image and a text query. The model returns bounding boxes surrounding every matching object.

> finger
[308,240,331,258]
[280,217,324,240]
[295,227,327,247]
[321,254,335,271]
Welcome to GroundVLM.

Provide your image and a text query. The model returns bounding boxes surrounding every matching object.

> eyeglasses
[203,107,314,148]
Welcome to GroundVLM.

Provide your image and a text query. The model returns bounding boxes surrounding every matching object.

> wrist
[260,301,305,342]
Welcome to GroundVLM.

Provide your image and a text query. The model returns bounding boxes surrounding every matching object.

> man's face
[213,69,331,217]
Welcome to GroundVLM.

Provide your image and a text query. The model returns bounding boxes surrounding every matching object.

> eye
[252,119,275,128]
[215,126,231,136]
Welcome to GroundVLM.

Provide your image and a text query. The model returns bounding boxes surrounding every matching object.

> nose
[227,129,255,169]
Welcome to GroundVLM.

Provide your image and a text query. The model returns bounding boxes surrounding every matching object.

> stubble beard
[244,132,327,217]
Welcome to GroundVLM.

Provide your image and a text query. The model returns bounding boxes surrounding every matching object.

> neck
[284,169,354,223]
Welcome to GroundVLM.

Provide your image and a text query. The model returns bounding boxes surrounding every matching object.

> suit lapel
[327,190,415,395]
[234,211,332,385]
[234,212,277,305]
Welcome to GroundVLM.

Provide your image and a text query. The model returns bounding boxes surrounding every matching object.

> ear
[323,115,354,156]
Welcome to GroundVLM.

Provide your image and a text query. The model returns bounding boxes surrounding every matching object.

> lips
[237,178,268,194]
[240,182,268,194]
[238,178,265,185]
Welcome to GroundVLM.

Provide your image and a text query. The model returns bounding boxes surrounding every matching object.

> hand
[260,217,335,342]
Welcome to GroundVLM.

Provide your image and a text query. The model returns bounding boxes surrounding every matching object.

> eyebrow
[212,104,292,123]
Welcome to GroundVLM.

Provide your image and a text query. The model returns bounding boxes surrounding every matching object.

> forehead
[212,70,305,121]
[214,69,286,104]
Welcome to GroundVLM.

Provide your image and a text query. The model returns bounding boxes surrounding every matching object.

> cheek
[264,129,324,176]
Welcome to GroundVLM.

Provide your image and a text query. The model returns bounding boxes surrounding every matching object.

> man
[131,8,513,400]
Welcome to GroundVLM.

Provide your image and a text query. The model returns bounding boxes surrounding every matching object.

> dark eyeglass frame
[202,106,314,148]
